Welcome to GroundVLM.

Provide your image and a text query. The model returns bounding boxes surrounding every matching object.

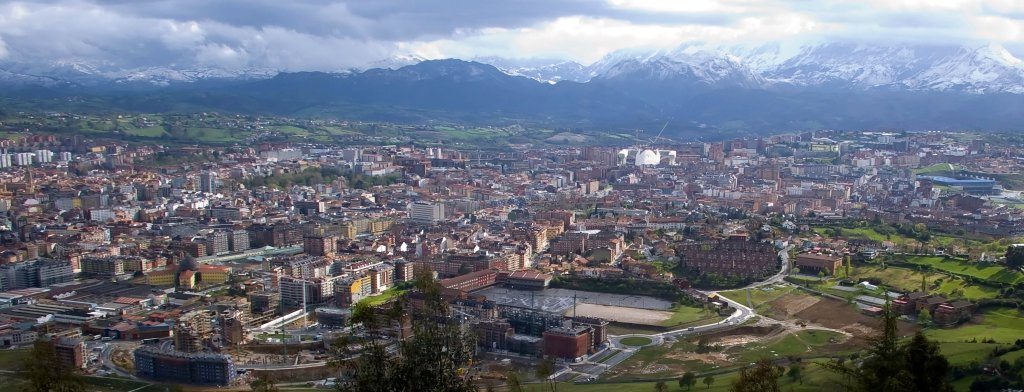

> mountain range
[2,41,1024,135]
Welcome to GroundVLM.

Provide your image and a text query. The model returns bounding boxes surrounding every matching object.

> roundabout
[619,336,653,347]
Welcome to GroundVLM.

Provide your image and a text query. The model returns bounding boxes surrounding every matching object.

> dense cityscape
[3,1,1024,391]
[0,122,1020,391]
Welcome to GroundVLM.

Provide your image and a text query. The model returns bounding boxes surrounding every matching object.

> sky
[0,0,1022,71]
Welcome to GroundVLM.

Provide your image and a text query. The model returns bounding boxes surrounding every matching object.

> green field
[812,224,991,250]
[562,358,837,392]
[0,372,154,392]
[0,348,28,370]
[357,287,408,307]
[719,285,795,311]
[939,342,1005,365]
[914,163,959,175]
[849,264,999,300]
[620,337,653,347]
[185,127,235,142]
[730,330,844,364]
[927,308,1024,344]
[660,305,722,327]
[894,255,1024,285]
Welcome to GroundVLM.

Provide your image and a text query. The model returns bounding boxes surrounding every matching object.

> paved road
[99,342,136,378]
[586,245,793,381]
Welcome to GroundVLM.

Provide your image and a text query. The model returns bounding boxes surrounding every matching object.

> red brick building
[542,326,591,360]
[677,238,777,278]
[439,269,498,292]
[793,253,842,275]
[933,300,975,326]
[51,337,84,370]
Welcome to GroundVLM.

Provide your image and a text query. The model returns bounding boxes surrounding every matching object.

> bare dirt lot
[765,290,918,342]
[567,303,673,326]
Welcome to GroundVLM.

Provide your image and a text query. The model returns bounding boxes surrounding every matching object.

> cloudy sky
[0,0,1022,71]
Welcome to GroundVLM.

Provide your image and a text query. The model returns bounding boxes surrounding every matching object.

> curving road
[584,245,793,381]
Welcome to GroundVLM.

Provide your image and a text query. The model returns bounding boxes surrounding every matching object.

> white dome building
[635,149,660,166]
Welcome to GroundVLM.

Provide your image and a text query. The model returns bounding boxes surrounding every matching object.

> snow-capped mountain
[754,42,1024,93]
[470,56,589,83]
[0,60,278,86]
[362,54,427,71]
[900,44,1024,94]
[2,41,1023,94]
[110,67,278,86]
[575,41,1024,94]
[592,45,767,88]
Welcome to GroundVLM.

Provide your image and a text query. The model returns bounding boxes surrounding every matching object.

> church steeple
[24,168,34,193]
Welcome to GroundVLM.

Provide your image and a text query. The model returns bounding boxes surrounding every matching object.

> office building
[409,201,445,224]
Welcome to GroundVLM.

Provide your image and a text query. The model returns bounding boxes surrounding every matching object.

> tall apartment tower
[199,171,218,194]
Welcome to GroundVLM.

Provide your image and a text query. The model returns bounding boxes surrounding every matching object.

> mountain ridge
[2,42,1024,134]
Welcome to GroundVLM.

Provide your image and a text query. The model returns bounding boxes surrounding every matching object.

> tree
[655,380,668,392]
[333,265,477,392]
[1006,245,1024,268]
[818,270,826,281]
[536,357,557,392]
[506,371,524,392]
[680,371,697,391]
[918,308,932,326]
[250,372,280,392]
[24,340,84,392]
[822,304,953,392]
[703,375,715,390]
[349,300,376,329]
[788,364,803,384]
[730,358,782,392]
[904,333,954,392]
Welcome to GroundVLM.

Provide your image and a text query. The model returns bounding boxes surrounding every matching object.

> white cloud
[606,0,757,14]
[971,15,1024,42]
[0,0,1020,70]
[404,13,827,64]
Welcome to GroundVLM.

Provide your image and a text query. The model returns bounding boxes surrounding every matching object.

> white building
[34,150,53,163]
[409,201,445,224]
[13,153,34,166]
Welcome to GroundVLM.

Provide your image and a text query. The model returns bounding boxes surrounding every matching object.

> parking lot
[473,287,673,313]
